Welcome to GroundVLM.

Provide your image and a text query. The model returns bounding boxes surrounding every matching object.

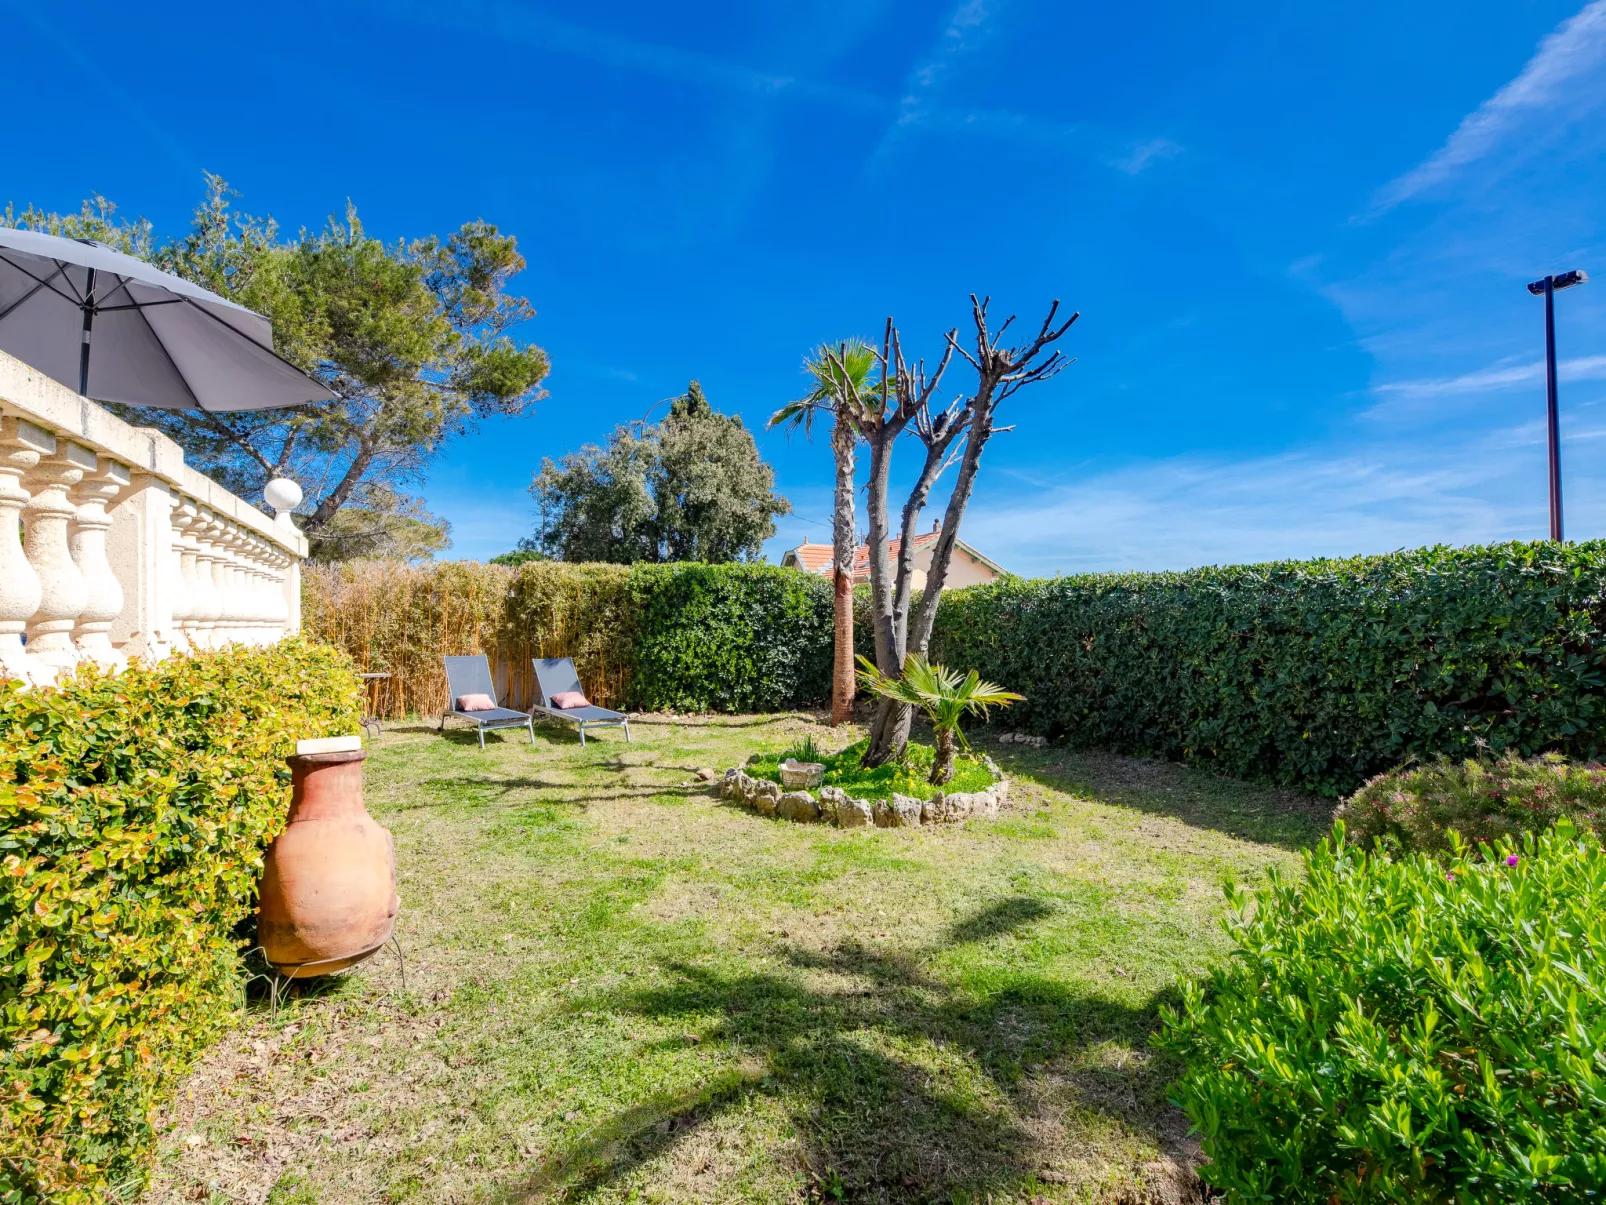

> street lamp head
[1529,269,1588,295]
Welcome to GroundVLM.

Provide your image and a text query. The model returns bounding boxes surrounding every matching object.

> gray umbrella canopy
[0,227,335,412]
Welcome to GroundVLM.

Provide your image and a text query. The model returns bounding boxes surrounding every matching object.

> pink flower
[1506,854,1520,867]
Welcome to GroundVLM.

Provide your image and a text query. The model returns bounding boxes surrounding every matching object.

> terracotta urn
[257,747,399,978]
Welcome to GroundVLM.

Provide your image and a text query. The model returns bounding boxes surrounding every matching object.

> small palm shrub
[855,655,1021,784]
[1157,821,1606,1203]
[1338,753,1606,856]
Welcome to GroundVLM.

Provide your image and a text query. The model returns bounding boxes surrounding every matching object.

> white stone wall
[0,350,306,685]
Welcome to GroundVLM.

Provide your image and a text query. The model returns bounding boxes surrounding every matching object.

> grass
[146,712,1330,1205]
[747,737,995,802]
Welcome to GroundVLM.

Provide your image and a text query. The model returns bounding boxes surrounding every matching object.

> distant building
[780,521,1005,590]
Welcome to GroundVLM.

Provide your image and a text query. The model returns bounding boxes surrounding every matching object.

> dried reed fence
[303,560,636,719]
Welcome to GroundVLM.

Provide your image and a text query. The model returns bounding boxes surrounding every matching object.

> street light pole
[1527,269,1589,543]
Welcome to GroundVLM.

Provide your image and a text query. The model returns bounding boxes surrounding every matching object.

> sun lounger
[532,657,631,747]
[440,655,536,749]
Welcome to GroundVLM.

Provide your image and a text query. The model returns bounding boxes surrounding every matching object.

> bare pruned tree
[859,296,1079,766]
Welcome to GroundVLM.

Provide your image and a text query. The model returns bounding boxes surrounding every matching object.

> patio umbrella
[0,227,334,411]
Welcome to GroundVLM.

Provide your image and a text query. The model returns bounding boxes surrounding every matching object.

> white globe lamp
[264,478,304,530]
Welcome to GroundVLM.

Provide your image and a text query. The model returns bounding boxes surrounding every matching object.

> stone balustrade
[0,349,305,685]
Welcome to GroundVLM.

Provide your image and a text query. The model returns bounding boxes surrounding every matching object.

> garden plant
[1338,751,1606,854]
[854,654,1022,784]
[1159,820,1606,1202]
[0,640,359,1202]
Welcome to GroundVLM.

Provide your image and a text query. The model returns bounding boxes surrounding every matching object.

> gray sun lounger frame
[439,655,535,749]
[532,657,630,747]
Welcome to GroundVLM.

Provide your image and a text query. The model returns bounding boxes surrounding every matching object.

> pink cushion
[550,691,589,710]
[456,693,496,712]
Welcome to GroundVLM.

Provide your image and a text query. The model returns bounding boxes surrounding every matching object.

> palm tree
[770,340,879,727]
[855,654,1023,785]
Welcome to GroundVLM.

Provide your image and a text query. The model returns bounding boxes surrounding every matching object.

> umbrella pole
[78,267,96,395]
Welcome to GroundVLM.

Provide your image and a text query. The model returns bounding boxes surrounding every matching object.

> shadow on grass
[498,898,1192,1204]
[984,741,1332,852]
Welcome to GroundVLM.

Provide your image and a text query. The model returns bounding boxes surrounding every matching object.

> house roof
[782,530,1004,583]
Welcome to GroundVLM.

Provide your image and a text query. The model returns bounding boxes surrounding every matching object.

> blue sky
[6,0,1606,574]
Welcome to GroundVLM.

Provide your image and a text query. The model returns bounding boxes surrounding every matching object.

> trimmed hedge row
[0,640,360,1203]
[933,542,1606,795]
[305,560,849,716]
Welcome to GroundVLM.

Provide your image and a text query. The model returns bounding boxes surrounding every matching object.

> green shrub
[1157,821,1606,1202]
[627,564,833,712]
[1339,753,1606,856]
[747,738,993,802]
[0,640,360,1203]
[934,541,1606,795]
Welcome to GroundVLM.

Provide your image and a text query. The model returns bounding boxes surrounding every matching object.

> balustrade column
[188,509,221,649]
[251,538,280,644]
[23,443,93,680]
[0,418,46,684]
[266,546,290,640]
[69,455,132,668]
[167,500,195,654]
[209,518,241,645]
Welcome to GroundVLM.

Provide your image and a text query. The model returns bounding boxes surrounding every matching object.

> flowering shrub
[0,640,360,1203]
[1157,821,1606,1202]
[1338,752,1606,856]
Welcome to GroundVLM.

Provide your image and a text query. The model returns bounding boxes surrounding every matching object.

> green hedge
[306,560,846,715]
[0,640,360,1203]
[1158,821,1606,1201]
[933,542,1606,795]
[626,564,835,712]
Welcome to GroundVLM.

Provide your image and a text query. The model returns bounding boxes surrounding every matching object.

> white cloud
[1376,354,1606,399]
[1112,137,1181,175]
[954,415,1606,577]
[867,0,1078,165]
[1376,0,1606,209]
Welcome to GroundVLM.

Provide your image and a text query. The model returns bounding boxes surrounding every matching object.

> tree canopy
[530,381,790,563]
[1,180,551,561]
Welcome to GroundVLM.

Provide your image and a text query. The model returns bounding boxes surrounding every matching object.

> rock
[983,755,1003,779]
[817,785,846,824]
[695,767,718,783]
[777,791,820,823]
[746,752,765,766]
[835,794,873,828]
[992,777,1010,805]
[997,732,1016,744]
[889,794,923,827]
[924,791,976,824]
[747,777,780,815]
[872,800,897,828]
[721,767,744,798]
[973,786,1000,819]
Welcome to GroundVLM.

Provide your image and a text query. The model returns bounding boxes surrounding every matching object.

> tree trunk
[832,567,854,726]
[304,436,378,534]
[859,424,908,768]
[830,416,857,726]
[862,427,897,674]
[930,725,956,785]
[866,696,912,764]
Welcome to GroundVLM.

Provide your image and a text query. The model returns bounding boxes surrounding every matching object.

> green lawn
[147,713,1328,1205]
